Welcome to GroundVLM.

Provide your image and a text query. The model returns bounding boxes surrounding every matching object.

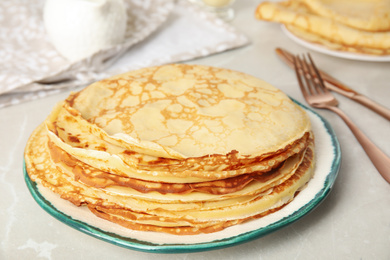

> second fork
[294,54,390,184]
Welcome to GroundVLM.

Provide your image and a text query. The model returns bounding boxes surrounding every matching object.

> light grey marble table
[1,1,390,259]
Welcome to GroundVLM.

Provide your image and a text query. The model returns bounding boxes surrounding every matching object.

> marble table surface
[1,1,390,259]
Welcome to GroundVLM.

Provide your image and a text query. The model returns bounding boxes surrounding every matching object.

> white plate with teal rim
[24,99,341,253]
[282,26,390,62]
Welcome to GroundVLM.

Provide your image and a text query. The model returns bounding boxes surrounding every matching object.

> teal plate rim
[24,99,341,254]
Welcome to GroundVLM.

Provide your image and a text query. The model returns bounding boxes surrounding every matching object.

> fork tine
[293,55,309,100]
[306,53,330,94]
[299,54,317,96]
[294,53,340,108]
[294,54,316,99]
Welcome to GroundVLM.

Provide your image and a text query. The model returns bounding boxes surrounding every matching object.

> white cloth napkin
[0,0,249,108]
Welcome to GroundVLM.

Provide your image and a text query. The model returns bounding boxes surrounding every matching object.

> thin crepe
[256,0,390,55]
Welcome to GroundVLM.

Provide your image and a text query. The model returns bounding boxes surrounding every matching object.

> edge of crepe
[281,25,390,61]
[33,107,336,245]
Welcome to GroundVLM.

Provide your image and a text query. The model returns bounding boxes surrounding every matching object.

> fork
[293,53,390,184]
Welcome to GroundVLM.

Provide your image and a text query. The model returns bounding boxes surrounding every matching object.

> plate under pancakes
[23,102,340,252]
[25,64,316,238]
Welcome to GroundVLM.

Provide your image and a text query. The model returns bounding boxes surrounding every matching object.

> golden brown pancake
[285,25,390,55]
[43,64,311,183]
[48,136,308,198]
[25,64,315,235]
[67,64,310,159]
[300,0,390,32]
[25,123,314,234]
[45,105,310,183]
[255,0,390,55]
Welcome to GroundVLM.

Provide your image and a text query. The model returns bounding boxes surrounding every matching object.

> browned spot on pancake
[122,150,136,156]
[67,135,80,144]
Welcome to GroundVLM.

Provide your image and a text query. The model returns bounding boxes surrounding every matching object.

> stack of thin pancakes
[25,64,315,235]
[256,0,390,55]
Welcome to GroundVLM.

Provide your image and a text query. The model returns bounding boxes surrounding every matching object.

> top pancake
[66,64,310,159]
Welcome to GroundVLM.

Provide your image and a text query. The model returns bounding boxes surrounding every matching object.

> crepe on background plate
[255,0,390,55]
[25,64,315,235]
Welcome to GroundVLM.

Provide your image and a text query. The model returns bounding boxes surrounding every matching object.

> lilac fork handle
[326,105,390,184]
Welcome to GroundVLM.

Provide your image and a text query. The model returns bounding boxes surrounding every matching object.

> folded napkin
[0,0,249,108]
